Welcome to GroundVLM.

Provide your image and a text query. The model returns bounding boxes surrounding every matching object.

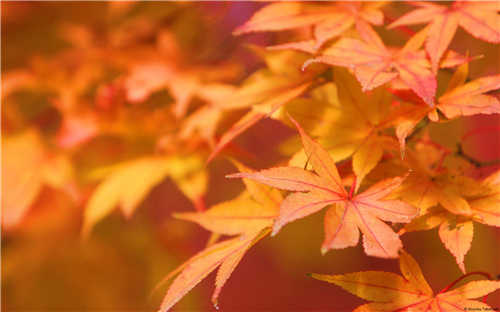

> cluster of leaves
[156,1,500,311]
[3,2,500,312]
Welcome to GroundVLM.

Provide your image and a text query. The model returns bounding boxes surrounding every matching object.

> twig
[456,143,500,168]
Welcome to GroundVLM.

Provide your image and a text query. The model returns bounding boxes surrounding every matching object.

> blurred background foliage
[2,2,499,311]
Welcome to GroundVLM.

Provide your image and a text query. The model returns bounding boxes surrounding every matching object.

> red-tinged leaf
[314,13,354,50]
[353,203,404,258]
[438,75,500,119]
[443,74,500,100]
[455,2,500,44]
[227,167,334,194]
[211,241,248,308]
[439,280,500,301]
[230,120,414,258]
[355,176,407,202]
[233,2,325,35]
[388,5,443,29]
[355,64,400,94]
[440,94,500,119]
[356,199,417,224]
[289,115,345,196]
[438,220,473,273]
[308,38,387,69]
[355,19,386,52]
[311,250,500,311]
[393,56,436,107]
[305,31,437,106]
[272,191,339,236]
[389,1,500,75]
[267,40,317,54]
[159,237,245,312]
[425,13,459,73]
[159,230,268,312]
[234,2,385,51]
[322,204,359,254]
[310,271,422,302]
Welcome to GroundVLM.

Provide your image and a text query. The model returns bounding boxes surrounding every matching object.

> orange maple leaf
[158,229,269,312]
[228,118,417,258]
[401,167,500,273]
[388,1,500,73]
[389,61,500,152]
[157,161,280,311]
[304,24,440,106]
[310,250,500,312]
[234,2,386,53]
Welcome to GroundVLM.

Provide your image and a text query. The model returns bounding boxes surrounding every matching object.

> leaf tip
[232,25,246,36]
[459,262,466,275]
[302,58,317,72]
[270,224,281,237]
[212,297,220,310]
[225,173,242,179]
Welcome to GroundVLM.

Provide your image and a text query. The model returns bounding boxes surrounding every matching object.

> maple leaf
[158,229,268,312]
[207,50,320,162]
[303,23,439,106]
[234,2,386,53]
[389,61,500,152]
[387,138,500,272]
[174,161,281,236]
[82,155,207,237]
[388,1,500,73]
[469,169,500,227]
[228,118,417,258]
[310,249,500,312]
[394,139,477,217]
[158,162,280,310]
[401,168,500,272]
[280,68,400,187]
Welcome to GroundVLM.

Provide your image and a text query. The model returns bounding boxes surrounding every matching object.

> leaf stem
[456,143,500,168]
[406,117,429,142]
[438,271,493,303]
[349,175,357,199]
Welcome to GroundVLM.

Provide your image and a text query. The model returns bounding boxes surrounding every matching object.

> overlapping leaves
[229,119,418,258]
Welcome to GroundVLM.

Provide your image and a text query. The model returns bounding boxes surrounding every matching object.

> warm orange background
[2,2,499,311]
